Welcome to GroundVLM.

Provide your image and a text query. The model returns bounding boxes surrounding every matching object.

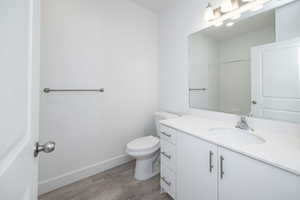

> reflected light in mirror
[214,20,224,27]
[226,22,235,27]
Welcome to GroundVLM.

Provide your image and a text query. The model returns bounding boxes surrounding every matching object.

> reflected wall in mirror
[189,1,300,123]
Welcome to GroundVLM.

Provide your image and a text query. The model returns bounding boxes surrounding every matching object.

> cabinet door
[177,133,218,200]
[218,147,300,200]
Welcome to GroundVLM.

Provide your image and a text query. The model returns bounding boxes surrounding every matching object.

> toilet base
[134,153,160,181]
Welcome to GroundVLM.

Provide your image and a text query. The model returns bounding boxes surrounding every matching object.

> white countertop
[160,115,300,176]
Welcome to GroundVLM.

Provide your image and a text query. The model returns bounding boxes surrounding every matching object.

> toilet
[126,112,179,181]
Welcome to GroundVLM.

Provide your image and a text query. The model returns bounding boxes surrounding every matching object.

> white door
[252,38,300,123]
[0,0,46,199]
[177,133,218,200]
[218,147,300,200]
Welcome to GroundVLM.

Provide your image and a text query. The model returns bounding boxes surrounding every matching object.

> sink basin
[208,128,266,146]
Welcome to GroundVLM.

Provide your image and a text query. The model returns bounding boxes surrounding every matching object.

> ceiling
[130,0,176,12]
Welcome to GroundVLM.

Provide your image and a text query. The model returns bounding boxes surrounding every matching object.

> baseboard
[38,154,133,195]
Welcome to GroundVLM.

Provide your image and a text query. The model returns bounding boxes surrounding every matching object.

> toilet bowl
[126,136,160,180]
[126,112,179,181]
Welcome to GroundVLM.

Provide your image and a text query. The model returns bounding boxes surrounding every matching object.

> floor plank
[39,161,173,200]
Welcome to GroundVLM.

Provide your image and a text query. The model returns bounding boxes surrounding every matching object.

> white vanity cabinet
[175,131,300,200]
[177,132,218,200]
[218,147,300,200]
[160,125,178,199]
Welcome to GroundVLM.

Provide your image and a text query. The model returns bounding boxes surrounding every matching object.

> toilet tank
[154,112,179,137]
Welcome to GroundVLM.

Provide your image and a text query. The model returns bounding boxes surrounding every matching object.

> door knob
[34,141,56,157]
[251,100,257,105]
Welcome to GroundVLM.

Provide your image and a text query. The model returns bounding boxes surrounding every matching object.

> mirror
[189,3,300,123]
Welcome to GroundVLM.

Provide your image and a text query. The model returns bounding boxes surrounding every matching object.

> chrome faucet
[235,116,254,132]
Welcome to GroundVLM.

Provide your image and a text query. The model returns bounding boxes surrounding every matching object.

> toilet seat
[126,136,160,156]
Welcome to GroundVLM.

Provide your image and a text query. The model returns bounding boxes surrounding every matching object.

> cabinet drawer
[161,140,176,172]
[161,165,176,199]
[160,125,177,144]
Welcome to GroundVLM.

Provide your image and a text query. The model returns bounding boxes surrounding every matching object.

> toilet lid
[127,136,160,152]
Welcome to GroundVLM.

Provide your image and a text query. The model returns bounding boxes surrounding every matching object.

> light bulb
[221,0,239,13]
[204,3,215,21]
[221,0,234,12]
[214,8,222,18]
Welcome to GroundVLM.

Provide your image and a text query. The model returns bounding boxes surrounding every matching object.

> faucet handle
[241,115,247,119]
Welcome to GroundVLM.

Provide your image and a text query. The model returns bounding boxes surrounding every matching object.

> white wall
[159,0,214,113]
[39,0,158,194]
[219,27,275,63]
[276,0,300,41]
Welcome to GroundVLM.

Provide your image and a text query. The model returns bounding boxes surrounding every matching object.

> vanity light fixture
[214,8,222,18]
[221,0,239,12]
[204,3,215,21]
[221,0,234,12]
[205,0,270,26]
